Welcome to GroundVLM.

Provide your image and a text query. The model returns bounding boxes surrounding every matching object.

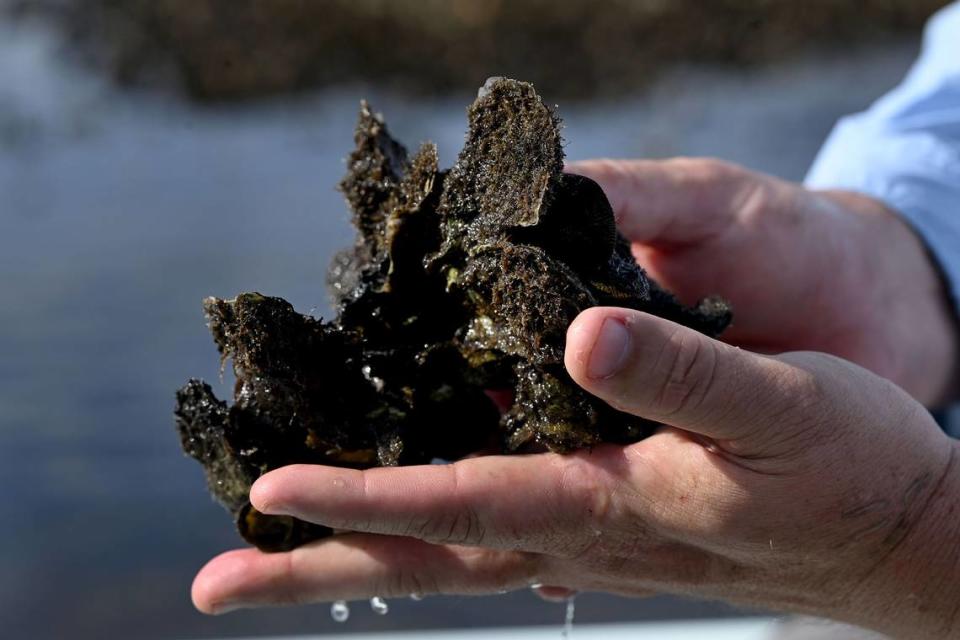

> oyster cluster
[175,77,731,552]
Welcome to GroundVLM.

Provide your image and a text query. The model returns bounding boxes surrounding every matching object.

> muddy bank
[6,0,949,101]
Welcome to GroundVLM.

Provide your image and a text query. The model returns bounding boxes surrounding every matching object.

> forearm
[842,438,960,638]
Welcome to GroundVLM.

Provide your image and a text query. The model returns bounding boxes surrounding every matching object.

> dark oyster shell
[175,77,732,552]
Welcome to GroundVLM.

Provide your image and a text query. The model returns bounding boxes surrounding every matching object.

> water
[562,596,577,640]
[330,600,350,623]
[0,13,923,640]
[370,596,390,615]
[330,598,389,622]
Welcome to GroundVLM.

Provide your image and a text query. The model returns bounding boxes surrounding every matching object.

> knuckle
[281,550,317,606]
[768,354,832,422]
[445,466,487,544]
[444,508,486,545]
[674,156,742,181]
[412,466,487,545]
[558,458,614,546]
[665,156,736,182]
[733,355,832,455]
[406,512,478,545]
[651,328,719,421]
[733,176,778,219]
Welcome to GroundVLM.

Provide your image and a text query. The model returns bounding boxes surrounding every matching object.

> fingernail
[587,318,631,379]
[210,601,243,615]
[255,500,288,516]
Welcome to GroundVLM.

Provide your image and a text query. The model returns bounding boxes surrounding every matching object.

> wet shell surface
[175,77,732,552]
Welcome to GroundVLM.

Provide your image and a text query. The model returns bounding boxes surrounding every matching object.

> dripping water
[330,600,349,623]
[370,596,389,615]
[561,594,576,640]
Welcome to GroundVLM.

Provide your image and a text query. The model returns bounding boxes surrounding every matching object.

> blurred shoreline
[3,0,949,102]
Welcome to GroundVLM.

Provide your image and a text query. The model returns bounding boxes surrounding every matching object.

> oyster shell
[175,77,731,552]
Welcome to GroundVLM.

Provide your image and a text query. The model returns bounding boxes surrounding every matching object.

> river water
[0,16,921,640]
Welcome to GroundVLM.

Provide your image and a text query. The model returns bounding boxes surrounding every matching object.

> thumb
[565,307,802,444]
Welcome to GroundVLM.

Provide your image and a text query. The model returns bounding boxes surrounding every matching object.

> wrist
[817,189,959,406]
[840,438,960,638]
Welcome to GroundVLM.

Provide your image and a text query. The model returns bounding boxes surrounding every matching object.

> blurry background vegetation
[5,0,952,101]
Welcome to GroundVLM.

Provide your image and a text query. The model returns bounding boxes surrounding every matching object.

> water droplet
[370,596,389,615]
[561,594,576,640]
[330,600,349,623]
[409,593,424,601]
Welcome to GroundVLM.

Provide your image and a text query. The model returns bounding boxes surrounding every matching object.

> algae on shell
[175,77,731,552]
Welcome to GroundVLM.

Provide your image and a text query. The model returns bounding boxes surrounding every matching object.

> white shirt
[806,2,960,314]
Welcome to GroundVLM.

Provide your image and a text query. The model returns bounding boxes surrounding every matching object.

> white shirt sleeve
[806,1,960,313]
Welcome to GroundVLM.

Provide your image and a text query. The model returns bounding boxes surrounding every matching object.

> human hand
[191,308,960,638]
[567,158,958,407]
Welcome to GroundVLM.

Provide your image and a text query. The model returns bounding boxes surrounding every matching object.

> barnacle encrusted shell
[175,77,732,552]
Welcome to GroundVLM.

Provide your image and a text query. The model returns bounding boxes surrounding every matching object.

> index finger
[566,158,755,248]
[250,448,621,555]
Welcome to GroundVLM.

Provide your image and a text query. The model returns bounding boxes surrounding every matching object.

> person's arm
[806,2,960,320]
[192,308,960,638]
[187,8,960,632]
